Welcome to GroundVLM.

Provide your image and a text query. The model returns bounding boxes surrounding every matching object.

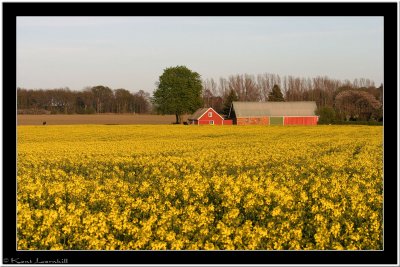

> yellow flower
[17,125,382,250]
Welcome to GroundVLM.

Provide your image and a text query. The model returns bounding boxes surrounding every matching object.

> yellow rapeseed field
[17,125,383,250]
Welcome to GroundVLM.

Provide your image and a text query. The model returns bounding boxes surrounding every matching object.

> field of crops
[17,125,383,250]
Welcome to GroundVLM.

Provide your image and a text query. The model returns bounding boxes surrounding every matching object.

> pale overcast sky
[17,16,383,93]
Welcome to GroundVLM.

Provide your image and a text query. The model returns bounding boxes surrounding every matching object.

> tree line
[201,74,383,123]
[17,70,383,124]
[17,86,151,115]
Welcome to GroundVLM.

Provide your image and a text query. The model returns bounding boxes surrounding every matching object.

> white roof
[188,107,224,120]
[232,101,317,117]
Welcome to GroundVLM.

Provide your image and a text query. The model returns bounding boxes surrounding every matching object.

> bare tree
[257,74,269,102]
[228,75,245,101]
[227,74,260,102]
[202,78,223,111]
[114,88,132,113]
[244,74,260,101]
[91,85,113,113]
[134,90,150,114]
[218,77,229,98]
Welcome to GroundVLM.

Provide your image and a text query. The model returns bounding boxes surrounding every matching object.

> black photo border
[3,2,398,265]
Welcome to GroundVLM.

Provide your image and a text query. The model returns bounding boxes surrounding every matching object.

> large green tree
[268,84,285,102]
[153,66,203,124]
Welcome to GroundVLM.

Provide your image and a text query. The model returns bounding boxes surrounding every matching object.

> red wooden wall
[198,108,224,125]
[284,117,318,125]
[236,117,269,125]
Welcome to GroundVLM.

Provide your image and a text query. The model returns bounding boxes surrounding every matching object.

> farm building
[230,101,318,125]
[188,107,232,125]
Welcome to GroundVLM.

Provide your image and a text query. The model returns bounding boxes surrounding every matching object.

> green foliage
[268,85,285,102]
[152,66,203,123]
[222,89,238,116]
[316,106,337,124]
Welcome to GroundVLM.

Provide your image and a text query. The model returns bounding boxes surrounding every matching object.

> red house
[188,107,232,125]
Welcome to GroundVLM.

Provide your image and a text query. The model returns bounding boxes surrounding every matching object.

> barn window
[208,112,212,117]
[209,120,214,125]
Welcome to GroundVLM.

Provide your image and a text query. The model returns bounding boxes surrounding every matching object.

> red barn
[188,107,231,125]
[230,101,318,125]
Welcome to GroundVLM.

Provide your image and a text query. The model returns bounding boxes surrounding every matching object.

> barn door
[269,116,283,125]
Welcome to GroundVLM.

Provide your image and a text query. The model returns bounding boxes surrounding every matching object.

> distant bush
[316,107,337,124]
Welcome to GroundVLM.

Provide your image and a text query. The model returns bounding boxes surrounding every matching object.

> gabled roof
[232,101,317,117]
[188,107,224,120]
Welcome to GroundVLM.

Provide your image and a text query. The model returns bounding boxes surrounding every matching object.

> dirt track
[17,114,190,125]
